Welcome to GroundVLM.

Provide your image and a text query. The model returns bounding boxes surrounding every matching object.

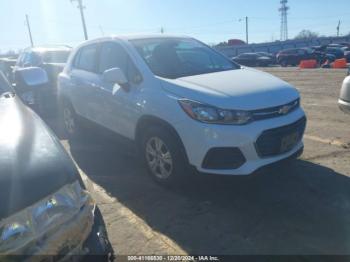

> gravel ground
[52,67,350,256]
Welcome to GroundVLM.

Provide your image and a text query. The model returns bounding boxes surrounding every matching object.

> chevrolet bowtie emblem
[279,105,292,115]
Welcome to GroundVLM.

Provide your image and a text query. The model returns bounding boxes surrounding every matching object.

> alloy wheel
[63,107,75,134]
[145,137,173,179]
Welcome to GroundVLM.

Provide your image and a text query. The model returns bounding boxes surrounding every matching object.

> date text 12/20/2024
[127,256,220,261]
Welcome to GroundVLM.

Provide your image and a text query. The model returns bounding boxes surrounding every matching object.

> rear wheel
[280,60,288,67]
[61,100,81,140]
[141,126,189,186]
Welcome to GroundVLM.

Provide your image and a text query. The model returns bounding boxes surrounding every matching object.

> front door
[94,41,143,139]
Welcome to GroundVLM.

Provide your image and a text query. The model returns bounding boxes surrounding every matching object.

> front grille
[252,99,300,121]
[255,117,307,158]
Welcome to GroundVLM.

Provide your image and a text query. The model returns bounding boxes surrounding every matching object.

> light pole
[71,0,88,40]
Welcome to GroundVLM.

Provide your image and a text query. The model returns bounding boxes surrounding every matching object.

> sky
[0,0,350,52]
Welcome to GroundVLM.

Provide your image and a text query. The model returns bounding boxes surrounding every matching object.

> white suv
[58,35,306,185]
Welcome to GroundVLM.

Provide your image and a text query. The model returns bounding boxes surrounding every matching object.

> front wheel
[141,126,189,186]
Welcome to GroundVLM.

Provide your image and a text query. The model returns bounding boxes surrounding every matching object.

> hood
[0,96,79,219]
[159,68,299,110]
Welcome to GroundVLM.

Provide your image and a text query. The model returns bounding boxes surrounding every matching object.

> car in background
[0,69,114,259]
[339,74,350,114]
[276,48,316,67]
[256,52,277,64]
[0,57,17,81]
[277,47,335,67]
[345,51,350,63]
[59,35,306,186]
[325,47,344,60]
[13,45,72,116]
[232,53,274,67]
[313,45,344,60]
[327,43,350,51]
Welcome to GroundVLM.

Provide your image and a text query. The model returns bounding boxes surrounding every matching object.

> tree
[294,30,319,40]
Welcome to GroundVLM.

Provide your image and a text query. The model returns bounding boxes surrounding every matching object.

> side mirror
[102,68,129,90]
[103,68,128,84]
[15,67,49,87]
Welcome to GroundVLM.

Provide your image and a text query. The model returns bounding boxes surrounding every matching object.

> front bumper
[4,206,113,262]
[82,207,114,261]
[174,107,306,175]
[339,98,350,114]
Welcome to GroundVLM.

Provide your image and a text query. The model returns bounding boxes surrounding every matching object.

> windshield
[0,72,11,96]
[41,50,70,63]
[131,38,239,79]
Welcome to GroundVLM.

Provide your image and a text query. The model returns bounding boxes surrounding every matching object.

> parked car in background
[328,43,346,49]
[345,51,350,63]
[339,74,350,114]
[0,57,17,81]
[59,35,306,186]
[256,52,277,64]
[276,48,316,67]
[232,53,274,67]
[327,43,350,51]
[325,47,344,60]
[277,47,335,67]
[313,45,345,59]
[0,69,113,259]
[13,45,72,116]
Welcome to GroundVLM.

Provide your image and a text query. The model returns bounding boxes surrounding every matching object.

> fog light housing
[202,147,246,170]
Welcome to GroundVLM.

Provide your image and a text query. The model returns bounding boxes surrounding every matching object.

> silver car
[339,69,350,114]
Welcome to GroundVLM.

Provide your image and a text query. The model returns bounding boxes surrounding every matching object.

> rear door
[69,43,101,121]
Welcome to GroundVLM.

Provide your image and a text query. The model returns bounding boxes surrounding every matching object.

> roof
[24,45,72,53]
[80,34,192,44]
[116,34,190,40]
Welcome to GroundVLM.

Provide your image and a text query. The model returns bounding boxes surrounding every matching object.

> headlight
[0,181,92,255]
[178,99,252,125]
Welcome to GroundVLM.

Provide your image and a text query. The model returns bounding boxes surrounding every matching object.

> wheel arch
[135,115,189,162]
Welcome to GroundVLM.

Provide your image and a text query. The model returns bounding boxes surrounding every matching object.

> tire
[140,126,189,186]
[280,60,288,67]
[60,99,82,141]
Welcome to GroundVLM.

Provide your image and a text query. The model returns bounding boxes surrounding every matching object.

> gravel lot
[53,68,350,256]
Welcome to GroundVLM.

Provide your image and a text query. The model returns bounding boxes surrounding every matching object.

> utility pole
[239,17,249,44]
[25,14,34,47]
[337,20,341,37]
[245,16,249,44]
[71,0,88,40]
